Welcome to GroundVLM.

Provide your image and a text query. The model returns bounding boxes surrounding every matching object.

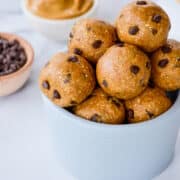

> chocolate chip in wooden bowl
[74,48,83,55]
[128,26,139,35]
[161,45,172,53]
[152,14,162,23]
[92,40,103,49]
[67,56,78,63]
[42,80,50,90]
[0,37,27,76]
[53,90,61,99]
[158,59,169,68]
[102,80,108,87]
[127,109,134,119]
[136,1,147,5]
[130,65,140,74]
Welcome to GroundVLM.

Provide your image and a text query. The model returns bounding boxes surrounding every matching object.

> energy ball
[39,52,95,107]
[73,88,125,124]
[115,0,171,52]
[151,39,180,91]
[96,43,151,100]
[68,19,117,64]
[125,86,172,123]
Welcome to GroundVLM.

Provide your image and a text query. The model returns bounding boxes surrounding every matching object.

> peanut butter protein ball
[68,19,117,64]
[125,86,172,123]
[39,52,95,107]
[96,43,151,100]
[151,39,180,91]
[116,0,171,52]
[74,88,125,124]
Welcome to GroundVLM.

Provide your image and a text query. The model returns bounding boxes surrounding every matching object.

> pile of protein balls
[39,0,180,124]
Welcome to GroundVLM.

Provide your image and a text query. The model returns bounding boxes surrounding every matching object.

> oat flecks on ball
[39,52,96,107]
[68,19,117,64]
[115,0,171,52]
[151,39,180,91]
[73,88,125,124]
[125,87,172,123]
[96,43,151,100]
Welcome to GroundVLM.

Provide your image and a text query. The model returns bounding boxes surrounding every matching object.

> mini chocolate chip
[90,114,101,122]
[130,65,140,74]
[108,96,121,107]
[127,109,134,119]
[136,1,147,5]
[158,59,169,68]
[42,80,50,90]
[128,26,139,35]
[102,80,108,87]
[148,80,155,88]
[0,38,27,76]
[69,32,73,38]
[19,52,26,61]
[92,40,103,49]
[67,56,78,62]
[152,14,162,23]
[146,61,151,69]
[64,73,71,83]
[119,14,124,18]
[0,54,4,60]
[174,57,180,68]
[116,42,124,47]
[10,64,17,71]
[87,26,91,31]
[74,48,82,55]
[70,100,77,105]
[152,28,158,35]
[53,90,61,99]
[145,110,154,118]
[161,45,171,53]
[2,57,10,64]
[9,51,17,59]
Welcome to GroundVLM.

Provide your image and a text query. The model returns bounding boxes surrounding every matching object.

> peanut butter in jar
[26,0,94,19]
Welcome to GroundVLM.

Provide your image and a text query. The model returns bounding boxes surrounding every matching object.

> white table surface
[0,0,180,180]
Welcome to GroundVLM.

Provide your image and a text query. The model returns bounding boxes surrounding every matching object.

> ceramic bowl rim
[41,90,180,129]
[21,0,99,24]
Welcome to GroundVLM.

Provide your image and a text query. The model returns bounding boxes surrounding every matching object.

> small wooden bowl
[0,32,34,96]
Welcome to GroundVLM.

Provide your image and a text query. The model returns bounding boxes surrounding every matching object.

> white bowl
[42,91,180,180]
[21,0,99,41]
[0,32,34,96]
